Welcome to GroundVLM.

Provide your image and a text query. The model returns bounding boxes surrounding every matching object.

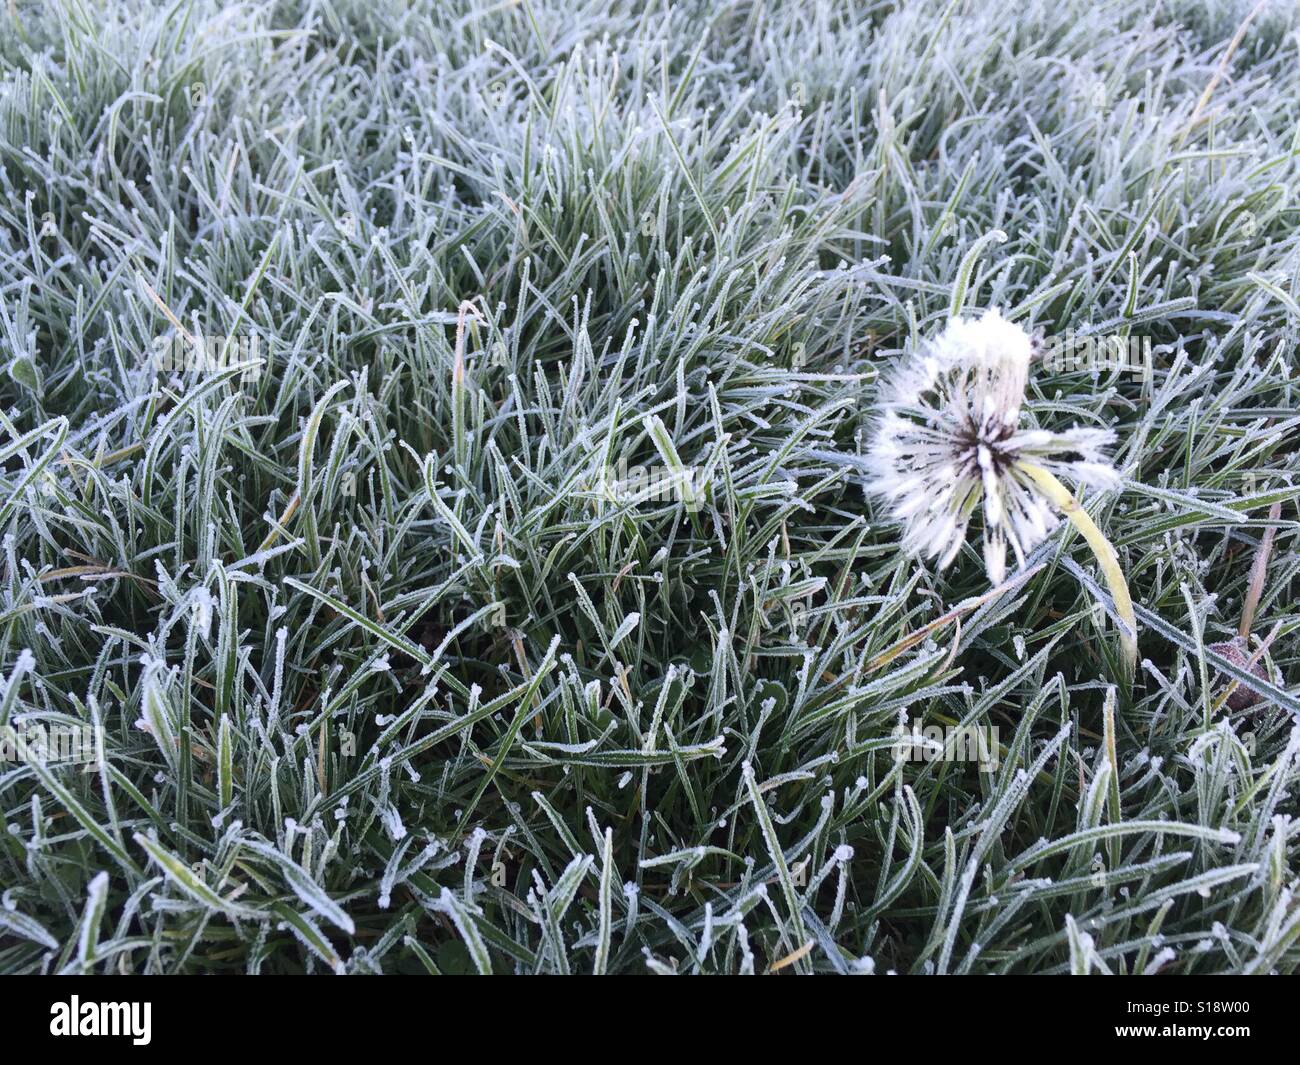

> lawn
[1,0,1298,974]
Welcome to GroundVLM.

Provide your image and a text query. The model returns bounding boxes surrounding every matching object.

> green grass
[1,0,1298,974]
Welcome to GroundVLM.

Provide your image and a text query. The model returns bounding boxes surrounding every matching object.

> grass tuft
[0,0,1298,974]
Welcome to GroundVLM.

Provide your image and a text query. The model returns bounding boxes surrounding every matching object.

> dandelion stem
[1017,461,1137,676]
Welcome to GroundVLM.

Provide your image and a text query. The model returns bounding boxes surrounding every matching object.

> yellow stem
[1018,462,1137,678]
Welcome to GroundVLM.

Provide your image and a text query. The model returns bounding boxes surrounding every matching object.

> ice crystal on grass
[0,0,1298,977]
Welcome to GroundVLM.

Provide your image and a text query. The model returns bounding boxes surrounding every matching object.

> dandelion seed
[865,308,1137,672]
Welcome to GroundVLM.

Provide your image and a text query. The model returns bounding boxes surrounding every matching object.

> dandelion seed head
[865,308,1119,583]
